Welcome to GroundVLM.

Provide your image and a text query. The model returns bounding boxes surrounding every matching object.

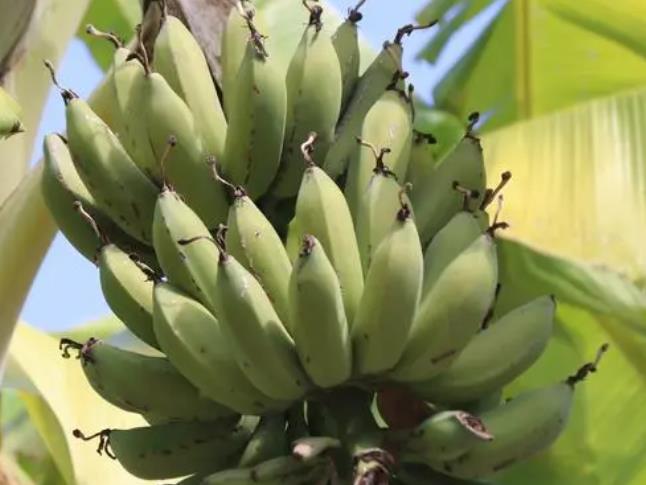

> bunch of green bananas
[41,1,606,483]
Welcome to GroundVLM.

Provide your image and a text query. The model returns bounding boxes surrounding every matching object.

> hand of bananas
[42,1,607,483]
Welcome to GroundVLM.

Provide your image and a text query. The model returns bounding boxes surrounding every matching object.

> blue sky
[21,1,497,331]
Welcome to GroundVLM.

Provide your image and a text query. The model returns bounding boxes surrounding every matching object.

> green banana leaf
[417,0,646,131]
[78,0,140,71]
[4,322,150,485]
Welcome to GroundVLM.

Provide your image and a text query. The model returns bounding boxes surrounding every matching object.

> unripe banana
[412,129,487,244]
[289,235,352,388]
[435,346,608,479]
[59,337,235,422]
[345,89,413,217]
[111,56,159,177]
[354,153,412,273]
[152,188,220,312]
[222,18,287,199]
[41,134,154,264]
[225,187,292,331]
[286,157,363,324]
[203,455,329,485]
[61,90,159,243]
[397,411,492,462]
[238,414,288,467]
[215,251,310,401]
[332,2,365,110]
[270,6,342,198]
[153,15,227,161]
[323,21,437,179]
[389,235,498,383]
[73,419,250,480]
[352,202,422,377]
[0,85,23,138]
[98,243,159,349]
[405,131,437,193]
[153,282,288,415]
[422,211,483,296]
[141,72,229,227]
[84,27,135,133]
[411,296,555,405]
[221,1,261,116]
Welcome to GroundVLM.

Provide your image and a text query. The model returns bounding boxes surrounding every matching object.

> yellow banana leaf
[0,0,91,204]
[418,0,646,130]
[5,323,149,485]
[483,86,646,286]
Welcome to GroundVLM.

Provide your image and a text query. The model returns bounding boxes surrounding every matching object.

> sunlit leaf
[483,86,646,286]
[6,323,149,484]
[0,165,56,369]
[78,0,140,71]
[420,0,646,130]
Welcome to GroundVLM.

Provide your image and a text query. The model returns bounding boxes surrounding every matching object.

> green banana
[421,211,484,296]
[221,1,260,117]
[41,134,154,264]
[270,4,342,198]
[73,419,250,480]
[140,70,229,227]
[461,390,503,416]
[397,411,492,462]
[110,54,160,178]
[389,235,498,383]
[153,14,227,161]
[59,337,235,422]
[323,22,434,178]
[405,131,437,193]
[225,187,292,331]
[412,125,487,244]
[84,25,130,133]
[289,235,352,388]
[0,85,23,138]
[434,346,608,479]
[411,296,555,405]
[203,456,329,485]
[153,282,288,415]
[332,1,365,110]
[344,89,413,217]
[354,150,412,273]
[222,16,287,199]
[215,250,310,401]
[238,414,288,467]
[98,243,159,349]
[152,188,220,312]
[56,79,159,244]
[286,157,363,324]
[352,201,422,377]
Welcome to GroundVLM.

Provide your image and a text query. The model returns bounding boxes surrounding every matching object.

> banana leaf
[78,0,141,71]
[4,323,149,485]
[417,0,646,130]
[472,86,646,484]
